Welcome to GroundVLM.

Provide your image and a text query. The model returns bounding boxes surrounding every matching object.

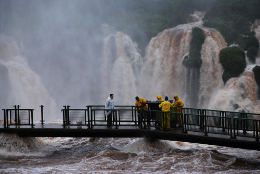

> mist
[0,0,217,110]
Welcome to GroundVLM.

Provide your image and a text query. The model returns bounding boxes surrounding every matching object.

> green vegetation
[219,47,246,83]
[253,66,260,98]
[204,0,260,62]
[98,0,215,55]
[183,27,205,68]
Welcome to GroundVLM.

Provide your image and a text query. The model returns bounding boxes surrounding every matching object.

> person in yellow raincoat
[135,96,148,128]
[159,96,172,129]
[173,94,184,127]
[156,94,164,102]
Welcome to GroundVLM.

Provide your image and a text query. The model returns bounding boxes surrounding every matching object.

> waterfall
[141,14,226,107]
[100,27,141,104]
[208,70,258,113]
[0,36,57,122]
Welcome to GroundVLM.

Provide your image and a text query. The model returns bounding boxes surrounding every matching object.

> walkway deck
[1,105,260,151]
[0,124,259,151]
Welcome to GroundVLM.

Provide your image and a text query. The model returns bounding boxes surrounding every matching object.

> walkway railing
[2,105,34,128]
[183,108,260,142]
[1,105,260,142]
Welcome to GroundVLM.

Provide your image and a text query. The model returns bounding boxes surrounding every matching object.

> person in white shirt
[105,94,114,128]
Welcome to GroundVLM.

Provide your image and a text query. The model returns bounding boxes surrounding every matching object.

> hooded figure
[135,96,148,128]
[173,94,184,127]
[159,96,172,129]
[156,94,164,102]
[173,94,184,112]
[135,96,148,110]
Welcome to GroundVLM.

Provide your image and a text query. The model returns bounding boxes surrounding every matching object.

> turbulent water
[209,69,260,113]
[1,134,260,173]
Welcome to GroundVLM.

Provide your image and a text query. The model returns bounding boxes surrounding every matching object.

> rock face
[253,20,260,57]
[140,19,226,107]
[100,29,141,104]
[208,69,259,113]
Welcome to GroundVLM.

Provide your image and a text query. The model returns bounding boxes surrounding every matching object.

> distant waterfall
[100,28,141,104]
[0,36,57,122]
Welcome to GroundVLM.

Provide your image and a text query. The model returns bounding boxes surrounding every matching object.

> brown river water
[1,134,260,173]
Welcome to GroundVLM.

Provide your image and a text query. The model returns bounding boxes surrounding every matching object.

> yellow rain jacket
[135,97,148,110]
[173,94,184,112]
[156,94,164,101]
[159,100,172,112]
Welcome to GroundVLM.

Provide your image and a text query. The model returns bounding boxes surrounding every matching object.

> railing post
[90,107,92,128]
[67,105,70,126]
[31,109,34,128]
[242,113,247,135]
[115,110,118,129]
[17,105,20,126]
[134,107,137,126]
[221,111,225,132]
[3,109,6,128]
[233,117,236,139]
[84,109,87,126]
[62,106,66,128]
[203,110,208,136]
[14,105,17,126]
[183,114,187,133]
[40,105,44,126]
[230,115,234,139]
[87,106,90,129]
[131,106,134,122]
[256,120,259,143]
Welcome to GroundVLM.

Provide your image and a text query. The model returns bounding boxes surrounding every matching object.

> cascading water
[208,20,260,113]
[100,27,141,104]
[208,70,258,112]
[141,12,226,108]
[0,36,57,122]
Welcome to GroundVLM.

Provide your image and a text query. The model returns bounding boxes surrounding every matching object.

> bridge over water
[0,105,260,151]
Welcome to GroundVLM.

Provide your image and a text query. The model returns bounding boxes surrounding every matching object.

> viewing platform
[0,104,260,151]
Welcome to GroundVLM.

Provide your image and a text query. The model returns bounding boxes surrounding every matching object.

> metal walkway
[0,105,260,150]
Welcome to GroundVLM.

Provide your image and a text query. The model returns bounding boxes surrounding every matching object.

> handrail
[2,104,260,143]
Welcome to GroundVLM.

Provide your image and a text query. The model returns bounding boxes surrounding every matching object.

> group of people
[104,93,184,129]
[135,94,184,129]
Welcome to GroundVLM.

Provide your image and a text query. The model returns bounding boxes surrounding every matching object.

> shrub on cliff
[204,0,260,61]
[253,66,260,98]
[183,27,205,68]
[247,47,259,63]
[239,35,259,63]
[219,46,246,83]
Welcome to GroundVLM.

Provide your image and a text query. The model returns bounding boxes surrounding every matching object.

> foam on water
[1,137,260,173]
[0,133,56,157]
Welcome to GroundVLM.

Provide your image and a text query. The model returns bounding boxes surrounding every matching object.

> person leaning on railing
[173,94,184,128]
[156,94,164,102]
[159,96,172,130]
[135,96,148,128]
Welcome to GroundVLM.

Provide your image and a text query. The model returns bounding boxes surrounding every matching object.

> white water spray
[0,36,57,122]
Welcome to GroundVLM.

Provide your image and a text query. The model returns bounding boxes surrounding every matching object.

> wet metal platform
[0,105,260,150]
